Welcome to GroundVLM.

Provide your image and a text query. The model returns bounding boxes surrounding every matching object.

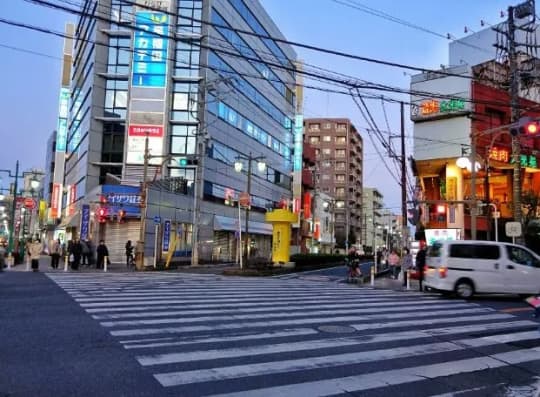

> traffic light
[97,207,108,223]
[510,117,540,136]
[117,209,126,223]
[178,157,198,166]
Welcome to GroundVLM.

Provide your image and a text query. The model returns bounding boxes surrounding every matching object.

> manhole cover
[318,325,356,334]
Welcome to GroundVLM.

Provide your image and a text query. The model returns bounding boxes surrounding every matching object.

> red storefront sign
[303,192,312,219]
[128,125,164,137]
[50,183,61,219]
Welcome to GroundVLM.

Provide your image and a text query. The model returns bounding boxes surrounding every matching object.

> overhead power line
[16,0,540,113]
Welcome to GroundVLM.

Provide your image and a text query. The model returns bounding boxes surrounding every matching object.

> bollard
[7,253,12,269]
[370,265,375,286]
[26,256,30,272]
[104,256,108,272]
[64,255,69,272]
[406,269,411,290]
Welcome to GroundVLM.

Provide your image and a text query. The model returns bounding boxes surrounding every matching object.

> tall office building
[304,118,363,250]
[58,0,297,262]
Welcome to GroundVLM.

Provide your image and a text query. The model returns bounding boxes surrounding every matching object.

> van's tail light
[438,266,448,278]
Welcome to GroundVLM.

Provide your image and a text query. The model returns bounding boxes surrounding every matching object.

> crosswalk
[47,272,540,396]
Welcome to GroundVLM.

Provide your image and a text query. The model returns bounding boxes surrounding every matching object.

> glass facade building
[62,0,297,261]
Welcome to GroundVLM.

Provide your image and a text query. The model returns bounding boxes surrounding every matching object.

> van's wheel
[455,280,474,299]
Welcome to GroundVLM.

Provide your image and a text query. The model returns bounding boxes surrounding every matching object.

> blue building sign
[102,185,141,217]
[162,219,171,252]
[56,87,69,152]
[80,204,90,240]
[132,12,169,88]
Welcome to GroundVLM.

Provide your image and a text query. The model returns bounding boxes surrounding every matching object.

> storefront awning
[58,213,80,229]
[214,215,272,236]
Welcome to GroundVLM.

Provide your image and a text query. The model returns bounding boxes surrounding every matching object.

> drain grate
[318,325,356,334]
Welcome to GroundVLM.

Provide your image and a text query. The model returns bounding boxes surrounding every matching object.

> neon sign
[420,99,465,116]
[489,147,510,163]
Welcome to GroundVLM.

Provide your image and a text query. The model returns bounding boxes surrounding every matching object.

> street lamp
[30,177,40,191]
[233,153,266,263]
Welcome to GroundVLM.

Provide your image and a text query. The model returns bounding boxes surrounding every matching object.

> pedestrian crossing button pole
[64,254,68,272]
[370,265,375,286]
[406,269,411,290]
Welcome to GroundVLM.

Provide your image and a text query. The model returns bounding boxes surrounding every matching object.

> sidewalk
[2,255,133,273]
[369,275,424,292]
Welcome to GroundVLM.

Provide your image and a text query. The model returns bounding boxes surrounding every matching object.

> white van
[424,240,540,298]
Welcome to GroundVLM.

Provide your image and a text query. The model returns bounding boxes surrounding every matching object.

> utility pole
[493,1,536,238]
[190,138,204,267]
[136,134,149,271]
[508,5,523,229]
[470,133,478,240]
[400,102,408,249]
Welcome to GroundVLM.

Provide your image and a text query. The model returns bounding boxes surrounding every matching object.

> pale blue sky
[0,0,513,209]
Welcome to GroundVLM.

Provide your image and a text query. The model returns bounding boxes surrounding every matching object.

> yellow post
[265,209,298,264]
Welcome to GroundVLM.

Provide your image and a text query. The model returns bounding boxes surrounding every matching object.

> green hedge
[290,254,346,268]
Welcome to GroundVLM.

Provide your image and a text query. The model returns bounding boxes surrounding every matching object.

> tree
[521,189,540,226]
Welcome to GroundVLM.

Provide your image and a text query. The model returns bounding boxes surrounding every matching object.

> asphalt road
[2,269,540,397]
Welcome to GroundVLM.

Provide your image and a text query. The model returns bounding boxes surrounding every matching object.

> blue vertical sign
[80,204,90,241]
[162,219,171,252]
[132,12,169,88]
[56,87,69,152]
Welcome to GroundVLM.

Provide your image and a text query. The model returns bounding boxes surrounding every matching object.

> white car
[424,240,540,299]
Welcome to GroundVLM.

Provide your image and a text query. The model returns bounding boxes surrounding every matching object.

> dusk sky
[0,0,513,210]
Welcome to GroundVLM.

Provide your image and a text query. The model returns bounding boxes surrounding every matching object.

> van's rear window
[428,242,442,257]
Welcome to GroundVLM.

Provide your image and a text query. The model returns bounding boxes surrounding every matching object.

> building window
[107,37,130,74]
[170,125,197,155]
[336,161,346,170]
[336,174,346,182]
[309,136,320,144]
[337,123,347,131]
[110,0,133,24]
[336,136,347,144]
[177,0,202,34]
[174,42,200,78]
[322,174,330,180]
[322,161,331,168]
[323,123,332,129]
[101,122,125,167]
[323,135,332,142]
[315,148,320,157]
[335,149,346,158]
[309,123,320,131]
[322,148,331,156]
[104,79,128,118]
[336,187,346,196]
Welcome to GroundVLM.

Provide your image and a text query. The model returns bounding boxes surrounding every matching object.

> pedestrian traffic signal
[97,207,107,223]
[178,157,198,167]
[510,117,540,136]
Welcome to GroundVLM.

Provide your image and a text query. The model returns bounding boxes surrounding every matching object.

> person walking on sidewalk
[28,238,43,272]
[415,241,427,292]
[96,240,109,269]
[70,238,83,270]
[51,239,62,269]
[388,250,400,279]
[401,248,413,287]
[125,240,134,268]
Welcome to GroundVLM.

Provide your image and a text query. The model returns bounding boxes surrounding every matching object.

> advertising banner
[162,219,171,252]
[50,183,62,219]
[80,204,90,240]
